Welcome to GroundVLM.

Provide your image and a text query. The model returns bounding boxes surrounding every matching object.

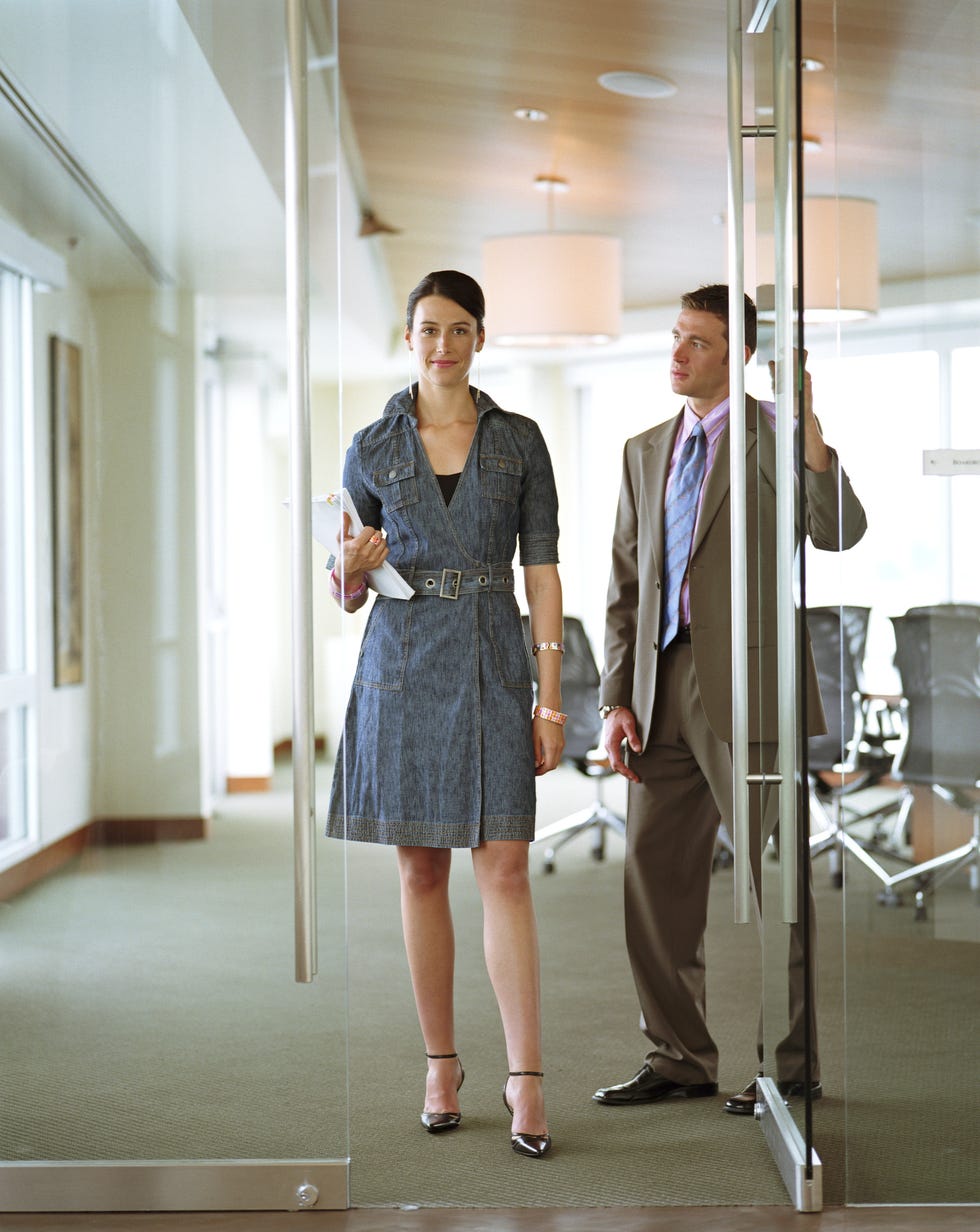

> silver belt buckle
[440,568,462,600]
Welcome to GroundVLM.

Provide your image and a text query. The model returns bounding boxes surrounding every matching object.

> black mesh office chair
[881,610,980,919]
[905,602,980,620]
[522,615,626,873]
[806,606,904,888]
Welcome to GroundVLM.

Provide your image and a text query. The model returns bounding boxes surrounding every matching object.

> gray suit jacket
[600,398,868,745]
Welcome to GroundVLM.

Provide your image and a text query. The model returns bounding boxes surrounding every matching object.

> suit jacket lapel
[643,411,681,582]
[691,396,759,555]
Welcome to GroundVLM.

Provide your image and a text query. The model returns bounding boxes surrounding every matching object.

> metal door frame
[727,0,822,1212]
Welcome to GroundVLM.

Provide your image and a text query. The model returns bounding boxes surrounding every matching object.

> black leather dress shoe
[593,1063,718,1105]
[724,1077,823,1116]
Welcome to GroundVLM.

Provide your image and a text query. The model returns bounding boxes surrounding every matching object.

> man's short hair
[680,284,758,357]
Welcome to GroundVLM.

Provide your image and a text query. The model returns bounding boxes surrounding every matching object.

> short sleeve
[517,418,560,567]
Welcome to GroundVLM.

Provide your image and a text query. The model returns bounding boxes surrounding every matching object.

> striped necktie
[661,421,707,649]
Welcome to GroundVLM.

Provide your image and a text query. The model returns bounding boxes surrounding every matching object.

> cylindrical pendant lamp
[481,233,622,347]
[801,196,879,321]
[744,196,879,322]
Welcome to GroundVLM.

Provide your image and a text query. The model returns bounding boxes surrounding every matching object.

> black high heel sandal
[420,1052,465,1133]
[503,1070,552,1158]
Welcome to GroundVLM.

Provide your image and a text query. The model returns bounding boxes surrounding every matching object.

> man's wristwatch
[599,704,625,719]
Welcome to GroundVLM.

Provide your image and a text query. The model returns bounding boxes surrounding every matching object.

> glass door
[331,0,809,1214]
[816,0,980,1209]
[0,0,348,1212]
[745,0,979,1214]
[730,0,824,1211]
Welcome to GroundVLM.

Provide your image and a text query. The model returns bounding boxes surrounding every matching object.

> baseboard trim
[0,815,208,901]
[0,826,89,901]
[273,735,327,759]
[88,815,209,844]
[225,776,272,794]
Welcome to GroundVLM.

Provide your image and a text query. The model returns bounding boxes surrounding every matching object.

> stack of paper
[310,490,414,600]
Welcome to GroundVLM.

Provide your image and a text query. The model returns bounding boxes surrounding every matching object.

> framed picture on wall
[50,334,83,686]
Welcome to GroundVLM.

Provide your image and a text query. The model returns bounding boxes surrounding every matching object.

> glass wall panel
[823,0,980,1209]
[0,0,347,1211]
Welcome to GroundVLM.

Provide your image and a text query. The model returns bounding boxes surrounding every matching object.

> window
[0,266,36,856]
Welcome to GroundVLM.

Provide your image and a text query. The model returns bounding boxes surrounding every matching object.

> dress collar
[382,384,499,420]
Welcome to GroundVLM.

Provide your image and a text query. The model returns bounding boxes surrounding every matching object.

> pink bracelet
[533,705,567,726]
[330,569,367,601]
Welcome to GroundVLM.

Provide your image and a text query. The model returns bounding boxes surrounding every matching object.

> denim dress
[325,385,560,848]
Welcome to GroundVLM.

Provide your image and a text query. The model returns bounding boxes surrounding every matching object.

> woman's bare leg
[396,845,462,1115]
[471,840,548,1136]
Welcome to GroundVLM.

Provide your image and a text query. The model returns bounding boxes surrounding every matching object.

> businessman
[594,284,867,1114]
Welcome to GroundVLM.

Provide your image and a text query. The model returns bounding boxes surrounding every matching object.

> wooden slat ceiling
[335,0,979,325]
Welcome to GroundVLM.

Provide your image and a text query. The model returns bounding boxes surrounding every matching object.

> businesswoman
[325,270,564,1158]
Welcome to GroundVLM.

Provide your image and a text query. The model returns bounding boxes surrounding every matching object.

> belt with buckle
[409,567,515,600]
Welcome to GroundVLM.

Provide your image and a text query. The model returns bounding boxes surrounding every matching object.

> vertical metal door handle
[772,0,799,923]
[286,0,317,983]
[729,0,800,924]
[727,0,751,925]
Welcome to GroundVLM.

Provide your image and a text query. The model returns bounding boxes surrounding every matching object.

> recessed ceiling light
[534,174,569,193]
[597,71,677,100]
[801,56,826,72]
[514,107,549,122]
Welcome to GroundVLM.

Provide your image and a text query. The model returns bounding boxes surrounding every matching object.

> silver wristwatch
[599,704,625,719]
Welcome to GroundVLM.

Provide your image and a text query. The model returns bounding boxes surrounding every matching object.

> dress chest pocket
[479,452,522,504]
[373,459,419,511]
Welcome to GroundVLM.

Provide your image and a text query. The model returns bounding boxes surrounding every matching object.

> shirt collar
[683,396,730,446]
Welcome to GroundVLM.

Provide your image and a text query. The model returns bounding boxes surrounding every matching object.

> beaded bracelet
[330,569,367,602]
[533,705,567,726]
[531,641,565,655]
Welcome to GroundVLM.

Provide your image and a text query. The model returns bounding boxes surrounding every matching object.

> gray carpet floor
[1,764,976,1211]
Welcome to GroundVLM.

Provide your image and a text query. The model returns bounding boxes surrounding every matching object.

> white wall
[22,279,207,861]
[88,290,205,819]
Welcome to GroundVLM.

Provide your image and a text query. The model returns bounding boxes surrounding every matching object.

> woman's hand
[336,511,390,580]
[533,714,565,776]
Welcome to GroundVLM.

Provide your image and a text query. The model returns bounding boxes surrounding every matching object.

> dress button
[479,576,487,585]
[388,469,397,479]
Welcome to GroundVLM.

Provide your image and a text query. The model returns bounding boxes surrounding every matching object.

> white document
[310,490,414,600]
